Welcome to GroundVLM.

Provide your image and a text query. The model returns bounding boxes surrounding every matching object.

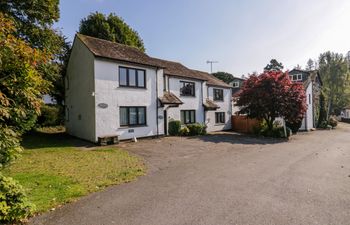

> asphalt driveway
[31,123,350,225]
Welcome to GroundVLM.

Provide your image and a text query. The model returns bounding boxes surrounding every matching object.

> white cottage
[289,69,322,131]
[65,34,232,142]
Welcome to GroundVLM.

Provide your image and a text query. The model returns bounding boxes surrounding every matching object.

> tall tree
[264,59,284,72]
[0,0,68,105]
[306,58,315,70]
[318,51,350,115]
[236,71,306,131]
[212,71,235,84]
[79,12,145,52]
[1,15,49,221]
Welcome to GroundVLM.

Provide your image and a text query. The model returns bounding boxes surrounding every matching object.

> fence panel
[231,115,260,134]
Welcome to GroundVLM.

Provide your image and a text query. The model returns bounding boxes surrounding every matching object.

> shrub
[253,121,290,138]
[328,116,338,128]
[286,120,302,134]
[271,126,291,138]
[168,120,181,136]
[0,174,34,224]
[319,121,328,129]
[37,104,62,127]
[252,120,268,136]
[179,126,190,136]
[186,123,206,136]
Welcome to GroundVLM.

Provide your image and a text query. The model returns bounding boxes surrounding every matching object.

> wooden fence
[231,115,261,134]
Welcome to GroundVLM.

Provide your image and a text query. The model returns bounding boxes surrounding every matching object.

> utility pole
[206,60,218,74]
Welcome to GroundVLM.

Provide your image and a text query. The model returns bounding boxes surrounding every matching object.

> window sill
[118,86,147,89]
[213,99,224,102]
[119,125,148,129]
[214,123,225,126]
[180,95,196,97]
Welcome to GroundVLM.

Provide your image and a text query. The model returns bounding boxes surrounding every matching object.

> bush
[318,121,328,129]
[0,174,34,224]
[186,123,206,136]
[37,104,62,127]
[271,126,291,138]
[168,120,181,136]
[179,126,190,136]
[286,120,302,134]
[328,116,338,128]
[253,121,290,138]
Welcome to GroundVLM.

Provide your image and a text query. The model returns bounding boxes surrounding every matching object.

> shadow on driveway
[188,132,288,145]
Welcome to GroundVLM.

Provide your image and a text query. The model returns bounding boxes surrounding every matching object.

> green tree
[318,51,350,115]
[1,14,49,221]
[306,58,315,70]
[79,12,145,52]
[264,59,284,72]
[212,71,235,84]
[0,0,68,106]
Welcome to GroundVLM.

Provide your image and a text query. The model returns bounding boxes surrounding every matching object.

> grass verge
[3,130,145,212]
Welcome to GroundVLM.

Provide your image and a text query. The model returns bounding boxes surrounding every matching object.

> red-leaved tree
[236,71,307,131]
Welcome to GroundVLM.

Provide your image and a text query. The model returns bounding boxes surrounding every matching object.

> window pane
[181,111,185,124]
[129,107,137,125]
[120,108,128,126]
[138,107,146,124]
[180,82,195,96]
[190,111,195,123]
[119,68,127,86]
[129,69,136,86]
[137,70,145,87]
[185,111,190,123]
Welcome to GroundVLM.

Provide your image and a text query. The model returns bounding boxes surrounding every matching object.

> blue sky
[56,0,350,76]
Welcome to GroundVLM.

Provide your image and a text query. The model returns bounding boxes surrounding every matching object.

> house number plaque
[98,103,108,109]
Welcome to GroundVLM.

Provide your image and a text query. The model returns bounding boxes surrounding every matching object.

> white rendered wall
[306,83,314,129]
[300,83,313,131]
[94,59,163,141]
[65,38,96,142]
[205,86,232,132]
[166,77,205,124]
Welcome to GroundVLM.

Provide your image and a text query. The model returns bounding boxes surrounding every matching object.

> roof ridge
[77,33,148,53]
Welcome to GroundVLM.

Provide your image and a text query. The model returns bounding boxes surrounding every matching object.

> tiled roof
[203,99,220,110]
[232,89,243,98]
[77,34,231,88]
[150,58,206,81]
[159,92,183,105]
[191,70,232,88]
[77,34,161,68]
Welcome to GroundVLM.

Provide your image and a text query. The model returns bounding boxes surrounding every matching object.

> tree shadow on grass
[189,132,288,145]
[22,130,95,150]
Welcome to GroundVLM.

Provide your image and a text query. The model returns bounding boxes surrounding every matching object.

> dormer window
[289,74,302,82]
[232,81,239,87]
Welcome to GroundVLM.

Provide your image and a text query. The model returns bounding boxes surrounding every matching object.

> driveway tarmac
[31,123,350,225]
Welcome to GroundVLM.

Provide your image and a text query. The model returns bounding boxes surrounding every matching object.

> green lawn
[3,129,145,212]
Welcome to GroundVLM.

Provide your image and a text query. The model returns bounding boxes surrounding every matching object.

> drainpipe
[201,81,205,124]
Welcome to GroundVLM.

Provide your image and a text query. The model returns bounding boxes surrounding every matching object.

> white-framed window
[215,112,225,124]
[289,74,303,81]
[232,81,239,87]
